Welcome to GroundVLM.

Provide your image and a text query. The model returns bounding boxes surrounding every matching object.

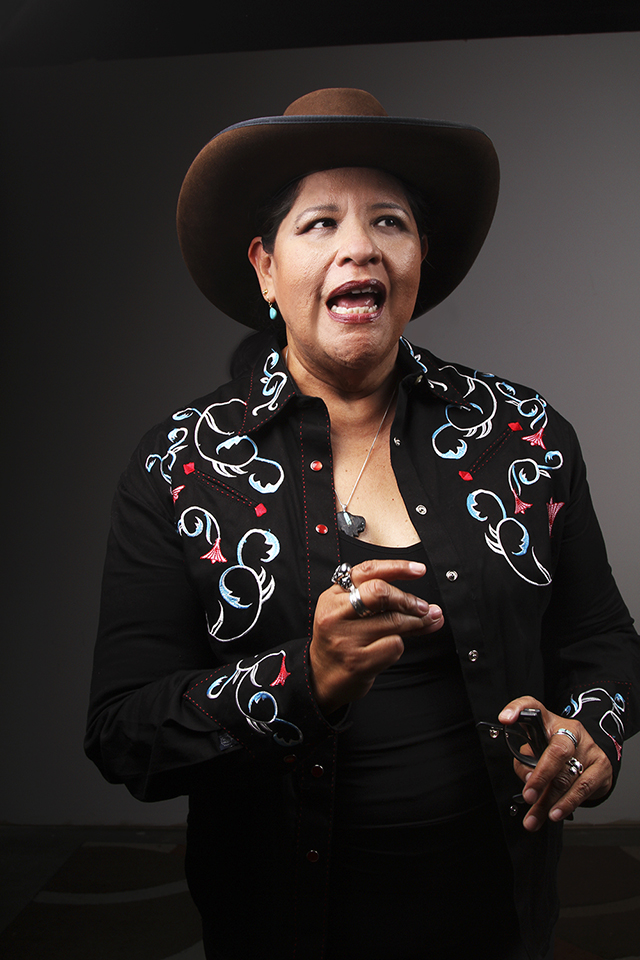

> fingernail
[523,786,539,804]
[550,808,564,822]
[499,708,517,722]
[409,562,426,575]
[524,814,539,831]
[427,605,442,621]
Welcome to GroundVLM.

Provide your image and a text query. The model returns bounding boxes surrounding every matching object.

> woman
[85,88,639,960]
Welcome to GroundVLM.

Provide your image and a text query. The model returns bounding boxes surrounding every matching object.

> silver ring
[553,727,579,749]
[349,586,373,618]
[331,562,353,591]
[567,757,584,776]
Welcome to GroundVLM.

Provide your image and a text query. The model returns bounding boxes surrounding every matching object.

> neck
[284,343,400,423]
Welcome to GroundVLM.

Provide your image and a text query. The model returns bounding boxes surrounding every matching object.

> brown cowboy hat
[177,87,499,328]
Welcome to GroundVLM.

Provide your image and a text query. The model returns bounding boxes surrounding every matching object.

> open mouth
[326,280,386,318]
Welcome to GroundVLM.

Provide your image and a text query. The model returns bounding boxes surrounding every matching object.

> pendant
[337,510,366,538]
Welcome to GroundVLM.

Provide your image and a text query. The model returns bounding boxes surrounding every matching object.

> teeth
[332,304,378,315]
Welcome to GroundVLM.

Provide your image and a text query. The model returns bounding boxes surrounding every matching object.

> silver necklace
[336,387,397,538]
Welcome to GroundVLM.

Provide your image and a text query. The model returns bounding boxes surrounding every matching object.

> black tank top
[325,535,523,959]
[335,533,493,826]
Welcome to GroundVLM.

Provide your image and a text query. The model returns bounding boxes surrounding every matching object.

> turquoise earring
[263,289,278,321]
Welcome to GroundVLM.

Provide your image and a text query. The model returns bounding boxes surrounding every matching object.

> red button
[315,524,328,535]
[311,765,324,778]
[310,460,323,471]
[306,850,320,863]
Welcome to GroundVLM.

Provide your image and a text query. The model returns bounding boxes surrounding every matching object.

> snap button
[310,460,323,471]
[468,649,479,662]
[489,727,500,739]
[509,805,519,817]
[315,524,328,535]
[311,765,324,778]
[306,850,320,863]
[415,375,423,384]
[415,504,427,515]
[446,570,458,581]
[393,437,401,446]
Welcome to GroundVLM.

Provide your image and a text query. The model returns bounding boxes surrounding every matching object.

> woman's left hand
[498,696,613,832]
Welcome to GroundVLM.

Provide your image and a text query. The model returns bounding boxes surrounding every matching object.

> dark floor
[1,823,639,959]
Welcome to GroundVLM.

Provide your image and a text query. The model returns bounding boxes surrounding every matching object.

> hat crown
[284,87,388,118]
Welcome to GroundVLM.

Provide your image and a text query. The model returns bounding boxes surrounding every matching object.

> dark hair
[258,178,305,255]
[231,169,431,378]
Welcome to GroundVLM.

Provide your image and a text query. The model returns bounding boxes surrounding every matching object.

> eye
[308,217,337,230]
[375,215,405,229]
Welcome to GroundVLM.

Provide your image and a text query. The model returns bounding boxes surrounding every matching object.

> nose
[336,217,381,266]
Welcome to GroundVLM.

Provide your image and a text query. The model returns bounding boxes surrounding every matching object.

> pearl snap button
[306,850,319,863]
[315,524,328,535]
[311,765,324,778]
[446,570,458,581]
[416,504,427,515]
[468,650,479,662]
[310,460,322,471]
[393,437,401,446]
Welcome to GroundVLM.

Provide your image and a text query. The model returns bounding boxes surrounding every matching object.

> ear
[248,237,274,299]
[420,234,429,262]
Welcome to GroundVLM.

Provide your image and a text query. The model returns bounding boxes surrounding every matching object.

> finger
[355,576,439,620]
[349,558,427,588]
[521,722,583,803]
[522,754,611,831]
[498,695,544,724]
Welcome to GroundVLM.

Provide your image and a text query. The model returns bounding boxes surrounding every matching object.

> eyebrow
[293,205,339,227]
[293,200,410,227]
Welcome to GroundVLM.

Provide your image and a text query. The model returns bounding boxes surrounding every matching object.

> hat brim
[177,114,499,328]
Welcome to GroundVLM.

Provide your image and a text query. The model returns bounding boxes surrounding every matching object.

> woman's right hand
[309,559,444,715]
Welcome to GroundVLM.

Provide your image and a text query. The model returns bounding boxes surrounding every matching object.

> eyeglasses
[478,707,548,769]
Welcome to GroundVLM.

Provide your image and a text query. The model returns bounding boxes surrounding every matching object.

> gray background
[2,31,639,826]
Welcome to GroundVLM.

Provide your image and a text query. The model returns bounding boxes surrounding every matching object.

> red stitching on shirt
[190,469,260,508]
[300,411,314,639]
[462,425,518,479]
[240,368,255,433]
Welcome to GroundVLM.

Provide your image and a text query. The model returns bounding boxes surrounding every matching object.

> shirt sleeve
[84,432,342,802]
[540,420,640,793]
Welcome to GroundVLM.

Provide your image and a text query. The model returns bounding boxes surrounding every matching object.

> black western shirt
[86,338,639,959]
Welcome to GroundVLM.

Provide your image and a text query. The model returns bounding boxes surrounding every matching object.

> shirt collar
[243,336,472,434]
[397,338,475,410]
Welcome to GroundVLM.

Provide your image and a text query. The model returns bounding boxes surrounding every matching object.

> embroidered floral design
[431,367,498,460]
[178,506,227,564]
[508,452,564,516]
[466,490,552,586]
[178,399,284,494]
[562,688,625,760]
[547,498,564,535]
[496,383,549,449]
[145,428,189,483]
[205,649,302,747]
[251,349,289,418]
